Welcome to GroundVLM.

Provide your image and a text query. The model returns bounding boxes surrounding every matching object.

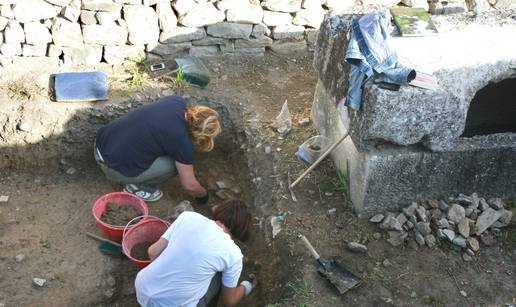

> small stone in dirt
[480,232,496,246]
[308,189,315,195]
[443,229,456,241]
[458,218,470,238]
[415,231,425,246]
[415,206,428,222]
[403,202,418,217]
[298,117,310,127]
[396,213,407,226]
[438,200,449,212]
[66,167,77,175]
[369,214,384,223]
[462,253,473,262]
[387,231,407,247]
[487,198,504,210]
[382,259,392,267]
[264,146,272,154]
[475,208,502,235]
[0,195,8,203]
[452,235,467,248]
[430,208,443,220]
[498,209,513,226]
[428,199,439,209]
[447,204,466,223]
[15,254,26,263]
[379,216,403,231]
[327,208,337,215]
[347,242,367,253]
[373,232,382,240]
[460,290,467,297]
[215,181,227,189]
[436,218,450,229]
[425,234,436,248]
[410,291,417,298]
[479,198,490,211]
[467,237,480,251]
[17,122,31,132]
[466,248,475,256]
[231,187,242,195]
[415,222,431,236]
[33,278,46,287]
[324,192,333,196]
[456,194,472,206]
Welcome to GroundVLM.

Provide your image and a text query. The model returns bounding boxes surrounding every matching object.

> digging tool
[86,232,124,258]
[299,234,361,294]
[287,172,297,202]
[290,132,349,189]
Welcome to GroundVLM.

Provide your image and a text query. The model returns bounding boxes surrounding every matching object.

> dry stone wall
[0,0,510,66]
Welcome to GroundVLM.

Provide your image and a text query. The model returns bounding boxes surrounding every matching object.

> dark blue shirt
[96,96,194,177]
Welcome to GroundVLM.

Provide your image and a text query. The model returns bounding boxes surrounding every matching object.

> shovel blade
[317,257,361,294]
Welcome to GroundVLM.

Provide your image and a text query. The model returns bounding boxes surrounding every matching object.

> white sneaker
[124,184,163,202]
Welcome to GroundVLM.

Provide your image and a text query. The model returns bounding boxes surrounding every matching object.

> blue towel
[54,71,108,102]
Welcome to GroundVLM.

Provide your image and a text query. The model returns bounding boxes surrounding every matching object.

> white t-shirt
[135,212,243,307]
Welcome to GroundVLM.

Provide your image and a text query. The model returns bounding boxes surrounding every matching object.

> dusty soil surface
[0,53,515,307]
[101,203,141,227]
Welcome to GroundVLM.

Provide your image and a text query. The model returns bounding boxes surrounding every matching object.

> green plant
[333,170,350,195]
[170,65,190,91]
[6,78,37,100]
[125,51,149,91]
[40,239,50,248]
[283,277,314,307]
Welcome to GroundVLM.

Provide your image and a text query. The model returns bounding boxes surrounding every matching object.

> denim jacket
[345,11,415,110]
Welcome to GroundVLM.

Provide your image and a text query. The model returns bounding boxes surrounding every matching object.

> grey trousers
[94,144,178,192]
[197,273,222,307]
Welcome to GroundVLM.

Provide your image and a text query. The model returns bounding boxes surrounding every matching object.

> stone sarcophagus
[311,11,516,215]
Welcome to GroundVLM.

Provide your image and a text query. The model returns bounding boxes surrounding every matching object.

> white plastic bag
[274,100,292,137]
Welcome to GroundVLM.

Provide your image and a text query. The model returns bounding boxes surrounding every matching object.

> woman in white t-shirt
[135,199,255,307]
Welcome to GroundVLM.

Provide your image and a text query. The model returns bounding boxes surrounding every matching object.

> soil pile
[131,241,153,261]
[101,202,140,226]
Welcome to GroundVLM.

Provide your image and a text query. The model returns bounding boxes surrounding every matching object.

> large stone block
[191,36,228,46]
[156,0,177,32]
[233,47,265,56]
[178,3,224,27]
[0,16,8,30]
[0,43,22,56]
[82,0,122,11]
[269,39,306,55]
[80,10,97,25]
[45,0,73,6]
[147,41,191,55]
[272,24,304,40]
[251,23,270,38]
[207,22,252,39]
[47,44,63,57]
[173,0,196,16]
[103,44,144,64]
[261,0,301,12]
[63,5,81,22]
[22,44,47,57]
[262,11,292,26]
[159,26,206,43]
[12,0,58,22]
[4,20,24,44]
[24,22,52,45]
[0,4,14,19]
[51,18,83,47]
[83,24,128,45]
[235,36,272,48]
[293,7,325,28]
[63,44,103,65]
[302,0,324,9]
[226,4,263,24]
[96,10,121,25]
[189,45,219,57]
[124,5,159,44]
[493,0,516,9]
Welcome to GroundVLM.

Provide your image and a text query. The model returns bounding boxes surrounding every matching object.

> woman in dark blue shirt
[94,96,220,203]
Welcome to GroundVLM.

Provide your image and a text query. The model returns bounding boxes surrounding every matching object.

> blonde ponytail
[186,106,221,152]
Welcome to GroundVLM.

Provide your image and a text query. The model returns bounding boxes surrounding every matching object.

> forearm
[183,181,206,198]
[223,285,246,307]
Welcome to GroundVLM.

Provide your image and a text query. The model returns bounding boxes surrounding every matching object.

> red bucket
[92,192,149,243]
[122,218,170,269]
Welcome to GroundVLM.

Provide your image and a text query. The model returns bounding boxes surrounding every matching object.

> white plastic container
[295,135,330,164]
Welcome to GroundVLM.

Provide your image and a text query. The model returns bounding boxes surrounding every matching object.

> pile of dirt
[101,202,141,226]
[131,241,153,261]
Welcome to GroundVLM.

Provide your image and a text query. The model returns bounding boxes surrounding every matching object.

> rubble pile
[370,193,513,261]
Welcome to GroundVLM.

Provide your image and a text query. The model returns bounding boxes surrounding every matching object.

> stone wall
[0,0,511,66]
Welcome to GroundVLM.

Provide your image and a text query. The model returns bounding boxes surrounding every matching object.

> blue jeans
[93,144,177,192]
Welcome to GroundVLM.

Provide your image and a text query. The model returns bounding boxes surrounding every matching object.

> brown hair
[213,199,252,242]
[185,106,221,152]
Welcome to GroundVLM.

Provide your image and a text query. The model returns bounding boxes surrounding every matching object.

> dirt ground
[0,53,515,307]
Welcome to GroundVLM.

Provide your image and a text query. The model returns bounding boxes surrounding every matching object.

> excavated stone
[498,209,513,226]
[272,24,304,40]
[63,5,81,22]
[51,18,83,47]
[124,5,159,44]
[81,10,97,25]
[207,22,252,39]
[467,237,480,251]
[178,3,224,27]
[22,44,47,57]
[261,0,301,12]
[452,235,467,248]
[173,0,196,16]
[488,198,504,210]
[415,222,431,236]
[4,21,24,44]
[387,231,408,247]
[442,229,455,241]
[147,41,191,55]
[0,43,22,56]
[369,214,384,223]
[156,0,177,32]
[83,24,128,45]
[234,36,272,48]
[403,202,418,217]
[262,11,292,26]
[191,36,227,46]
[13,0,58,22]
[379,216,403,231]
[82,0,122,11]
[251,23,270,38]
[475,208,502,235]
[96,10,121,25]
[292,7,325,28]
[424,234,436,248]
[479,198,490,211]
[457,218,470,238]
[63,45,102,65]
[415,231,425,246]
[189,45,219,56]
[160,27,206,43]
[415,206,428,222]
[0,4,14,19]
[448,204,466,223]
[226,4,263,24]
[347,242,368,253]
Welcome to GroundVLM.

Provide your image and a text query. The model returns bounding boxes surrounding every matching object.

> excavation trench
[0,95,288,306]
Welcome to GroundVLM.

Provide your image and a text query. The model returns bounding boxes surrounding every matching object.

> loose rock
[15,254,26,263]
[475,208,502,235]
[32,278,46,287]
[447,204,466,223]
[466,248,475,256]
[396,213,408,226]
[462,253,473,262]
[379,216,402,231]
[479,198,490,211]
[347,242,367,253]
[387,231,407,247]
[415,231,425,246]
[382,259,392,267]
[480,232,496,246]
[369,214,384,223]
[373,232,382,240]
[415,222,431,236]
[436,218,450,229]
[457,218,470,238]
[443,229,455,241]
[438,200,449,212]
[424,234,436,248]
[415,206,427,222]
[403,202,418,217]
[487,198,504,210]
[467,237,480,251]
[452,235,467,248]
[498,209,513,226]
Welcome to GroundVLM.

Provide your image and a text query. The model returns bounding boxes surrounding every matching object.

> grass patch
[125,52,150,91]
[170,65,190,92]
[5,78,40,100]
[283,277,314,307]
